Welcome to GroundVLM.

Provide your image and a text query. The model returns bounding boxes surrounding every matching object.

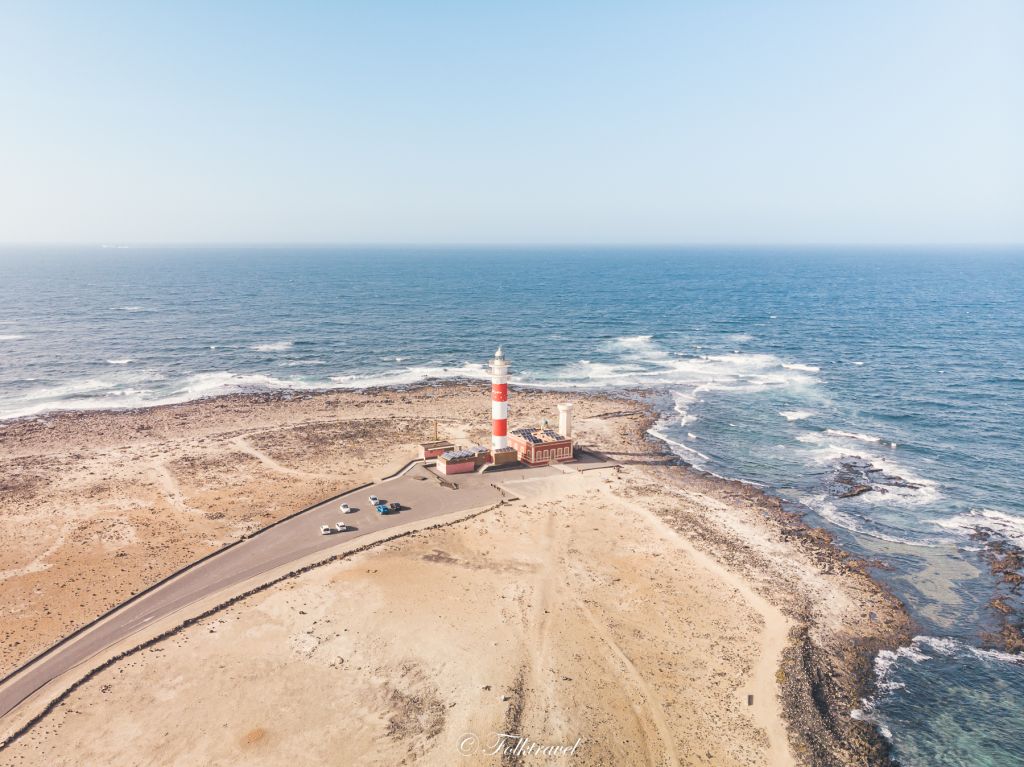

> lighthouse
[490,346,509,451]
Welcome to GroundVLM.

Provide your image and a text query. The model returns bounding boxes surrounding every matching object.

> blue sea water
[1,246,1022,764]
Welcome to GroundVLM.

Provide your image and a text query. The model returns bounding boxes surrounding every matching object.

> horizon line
[2,241,1023,250]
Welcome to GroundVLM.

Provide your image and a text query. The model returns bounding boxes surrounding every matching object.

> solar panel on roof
[443,449,477,460]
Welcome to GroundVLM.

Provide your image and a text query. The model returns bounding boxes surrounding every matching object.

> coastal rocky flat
[0,384,910,766]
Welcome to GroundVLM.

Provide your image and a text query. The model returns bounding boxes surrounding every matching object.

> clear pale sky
[1,1,1021,245]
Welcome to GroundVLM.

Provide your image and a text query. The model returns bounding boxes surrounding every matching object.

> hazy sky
[1,1,1021,245]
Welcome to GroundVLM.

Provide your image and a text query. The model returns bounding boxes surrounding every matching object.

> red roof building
[508,427,574,466]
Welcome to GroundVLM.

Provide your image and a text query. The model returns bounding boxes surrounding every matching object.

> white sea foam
[909,635,1021,666]
[0,359,496,422]
[883,636,1024,669]
[529,336,825,470]
[935,508,1024,543]
[610,334,655,350]
[532,337,821,393]
[796,432,940,507]
[824,429,882,443]
[913,635,960,655]
[610,352,810,388]
[252,340,293,352]
[0,334,26,341]
[0,370,339,421]
[329,362,490,389]
[0,372,169,420]
[851,361,866,366]
[112,305,146,312]
[969,646,1024,665]
[727,333,754,343]
[175,371,324,398]
[280,359,326,367]
[780,410,814,421]
[805,496,945,547]
[106,359,132,365]
[869,634,1024,706]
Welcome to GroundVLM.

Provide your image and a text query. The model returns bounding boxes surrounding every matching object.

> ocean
[1,246,1022,765]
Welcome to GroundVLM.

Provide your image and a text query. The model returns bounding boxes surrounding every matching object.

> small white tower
[489,347,509,451]
[558,402,574,439]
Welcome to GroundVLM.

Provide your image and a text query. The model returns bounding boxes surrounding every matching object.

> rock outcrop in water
[972,533,1024,655]
[829,457,922,500]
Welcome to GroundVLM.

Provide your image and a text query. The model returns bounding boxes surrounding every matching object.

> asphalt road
[0,462,508,722]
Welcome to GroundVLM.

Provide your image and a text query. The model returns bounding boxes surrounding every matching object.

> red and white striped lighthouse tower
[490,346,509,451]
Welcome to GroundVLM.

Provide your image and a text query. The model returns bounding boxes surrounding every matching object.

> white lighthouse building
[489,346,509,451]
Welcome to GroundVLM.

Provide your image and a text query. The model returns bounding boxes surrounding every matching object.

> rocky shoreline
[614,400,916,767]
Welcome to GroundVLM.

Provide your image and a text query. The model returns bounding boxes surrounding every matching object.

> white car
[369,495,379,505]
[340,503,352,514]
[319,524,331,535]
[335,522,348,532]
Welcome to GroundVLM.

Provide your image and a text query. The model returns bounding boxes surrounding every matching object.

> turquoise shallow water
[1,246,1022,764]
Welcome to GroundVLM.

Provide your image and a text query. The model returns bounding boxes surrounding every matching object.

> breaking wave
[803,495,949,547]
[780,410,814,421]
[824,429,883,444]
[0,362,498,421]
[855,634,1023,739]
[329,362,489,388]
[936,508,1024,543]
[875,636,1023,684]
[527,336,821,393]
[796,431,940,507]
[251,340,294,352]
[648,423,712,468]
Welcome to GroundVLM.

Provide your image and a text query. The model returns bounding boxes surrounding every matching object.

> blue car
[375,503,389,515]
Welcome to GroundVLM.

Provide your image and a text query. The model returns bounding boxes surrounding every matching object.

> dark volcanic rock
[839,484,873,499]
[829,457,922,501]
[976,538,1024,655]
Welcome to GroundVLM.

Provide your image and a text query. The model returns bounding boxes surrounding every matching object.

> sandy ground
[0,384,909,766]
[3,461,792,767]
[0,386,585,679]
